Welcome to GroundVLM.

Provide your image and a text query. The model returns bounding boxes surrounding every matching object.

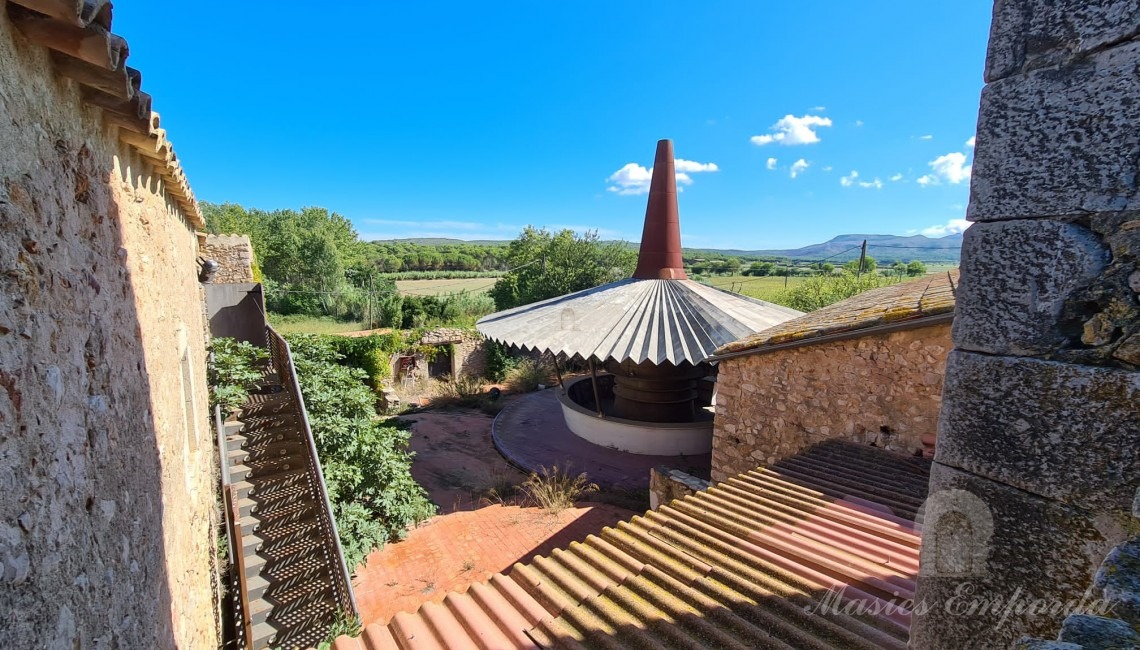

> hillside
[370,233,964,263]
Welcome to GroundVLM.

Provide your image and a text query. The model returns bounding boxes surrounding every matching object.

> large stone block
[985,0,1140,82]
[969,41,1140,220]
[953,220,1108,356]
[910,464,1117,650]
[936,351,1140,512]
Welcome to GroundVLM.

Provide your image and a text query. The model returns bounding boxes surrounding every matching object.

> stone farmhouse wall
[202,233,256,284]
[911,2,1140,647]
[711,322,950,483]
[0,15,217,650]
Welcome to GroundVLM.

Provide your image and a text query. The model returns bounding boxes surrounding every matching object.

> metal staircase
[217,326,357,650]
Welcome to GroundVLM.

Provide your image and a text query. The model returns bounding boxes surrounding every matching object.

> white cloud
[965,135,976,148]
[606,158,718,195]
[674,159,719,173]
[750,114,833,146]
[890,173,904,182]
[918,134,933,140]
[790,159,809,178]
[854,119,864,127]
[821,165,833,172]
[921,218,972,237]
[766,157,778,171]
[838,170,882,189]
[811,105,827,112]
[917,151,972,187]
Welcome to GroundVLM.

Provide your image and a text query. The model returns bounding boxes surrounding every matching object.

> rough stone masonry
[0,13,218,650]
[910,2,1140,648]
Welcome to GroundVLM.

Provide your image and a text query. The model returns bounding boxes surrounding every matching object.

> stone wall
[0,15,217,650]
[419,328,488,379]
[911,3,1140,647]
[649,467,711,511]
[711,322,950,483]
[202,233,255,284]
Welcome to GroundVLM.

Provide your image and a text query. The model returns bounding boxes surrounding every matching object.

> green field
[268,314,366,335]
[698,275,809,302]
[395,277,499,296]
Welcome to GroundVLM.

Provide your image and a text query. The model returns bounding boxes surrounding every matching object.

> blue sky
[116,2,992,249]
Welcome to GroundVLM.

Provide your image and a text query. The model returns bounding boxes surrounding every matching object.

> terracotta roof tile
[714,271,959,356]
[328,440,929,649]
[6,0,201,226]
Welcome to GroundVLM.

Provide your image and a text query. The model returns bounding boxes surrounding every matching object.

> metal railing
[265,325,359,619]
[214,400,254,650]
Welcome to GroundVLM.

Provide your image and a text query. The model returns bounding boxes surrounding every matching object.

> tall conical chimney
[633,139,688,280]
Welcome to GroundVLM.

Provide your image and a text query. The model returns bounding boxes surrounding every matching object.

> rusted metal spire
[633,139,688,280]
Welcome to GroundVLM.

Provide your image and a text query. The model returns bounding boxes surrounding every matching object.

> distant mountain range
[709,233,965,263]
[378,233,964,263]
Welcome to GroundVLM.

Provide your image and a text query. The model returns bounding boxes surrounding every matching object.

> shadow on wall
[0,147,180,645]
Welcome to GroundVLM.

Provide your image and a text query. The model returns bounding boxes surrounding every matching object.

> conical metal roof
[476,139,803,365]
[476,278,802,365]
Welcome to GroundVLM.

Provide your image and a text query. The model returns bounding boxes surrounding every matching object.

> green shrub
[483,340,518,382]
[207,338,267,414]
[285,334,436,569]
[769,271,899,312]
[505,357,554,393]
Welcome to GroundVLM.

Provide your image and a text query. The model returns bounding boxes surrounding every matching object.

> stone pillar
[910,3,1140,648]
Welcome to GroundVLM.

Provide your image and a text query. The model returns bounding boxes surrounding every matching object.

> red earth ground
[351,406,638,625]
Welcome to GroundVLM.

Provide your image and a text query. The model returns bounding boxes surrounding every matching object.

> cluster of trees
[488,227,637,310]
[203,202,497,327]
[366,242,508,273]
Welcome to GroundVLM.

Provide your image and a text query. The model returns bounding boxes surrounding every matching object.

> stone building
[708,272,956,483]
[0,3,217,648]
[911,1,1140,647]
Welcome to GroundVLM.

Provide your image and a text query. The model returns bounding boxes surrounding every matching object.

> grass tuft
[519,465,598,514]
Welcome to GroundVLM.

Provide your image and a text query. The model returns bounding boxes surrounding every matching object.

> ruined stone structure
[0,6,217,649]
[419,327,488,380]
[709,273,955,483]
[201,233,256,284]
[911,3,1140,647]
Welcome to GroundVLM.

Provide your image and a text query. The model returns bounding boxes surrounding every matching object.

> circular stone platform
[557,376,713,456]
[492,389,711,491]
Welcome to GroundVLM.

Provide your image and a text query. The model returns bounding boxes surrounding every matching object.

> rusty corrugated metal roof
[714,271,958,357]
[477,279,803,366]
[331,440,930,649]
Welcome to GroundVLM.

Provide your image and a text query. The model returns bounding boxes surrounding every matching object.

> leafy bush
[505,357,554,393]
[483,340,518,382]
[519,465,598,513]
[769,271,899,312]
[285,334,435,569]
[207,338,267,414]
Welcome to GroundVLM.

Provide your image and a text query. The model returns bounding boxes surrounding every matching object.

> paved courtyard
[351,405,637,625]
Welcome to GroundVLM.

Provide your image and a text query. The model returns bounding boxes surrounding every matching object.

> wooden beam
[50,51,138,99]
[6,0,111,28]
[7,0,83,25]
[9,5,126,70]
[102,110,154,136]
[82,87,150,121]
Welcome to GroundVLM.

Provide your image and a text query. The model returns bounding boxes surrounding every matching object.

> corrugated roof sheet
[6,0,201,226]
[476,279,803,366]
[714,271,958,357]
[331,440,930,650]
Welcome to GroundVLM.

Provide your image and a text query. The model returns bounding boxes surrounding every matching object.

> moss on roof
[715,270,959,356]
